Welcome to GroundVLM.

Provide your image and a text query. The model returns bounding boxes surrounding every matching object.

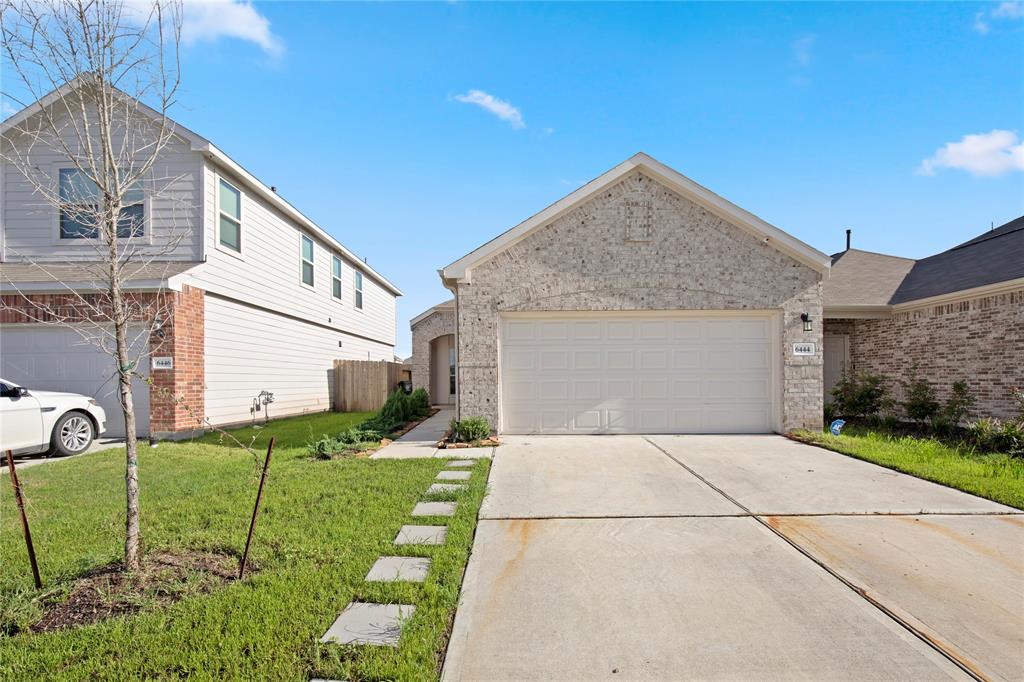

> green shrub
[450,416,491,443]
[380,388,413,424]
[409,387,430,416]
[336,426,385,445]
[831,371,891,419]
[308,435,342,459]
[940,381,976,427]
[966,418,1024,456]
[903,366,939,424]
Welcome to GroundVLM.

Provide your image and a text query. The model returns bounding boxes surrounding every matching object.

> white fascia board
[441,153,832,282]
[410,299,455,328]
[199,143,403,297]
[823,305,892,319]
[891,276,1024,311]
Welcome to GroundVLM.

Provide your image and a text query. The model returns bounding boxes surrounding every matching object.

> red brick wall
[825,287,1024,419]
[148,285,205,434]
[1,285,206,436]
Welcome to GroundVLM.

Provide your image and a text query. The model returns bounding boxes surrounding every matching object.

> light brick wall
[826,287,1024,419]
[454,170,824,432]
[410,308,455,400]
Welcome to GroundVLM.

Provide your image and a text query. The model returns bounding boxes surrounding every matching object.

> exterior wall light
[800,313,812,332]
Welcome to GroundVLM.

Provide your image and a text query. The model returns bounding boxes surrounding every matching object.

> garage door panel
[501,314,777,434]
[1,326,150,438]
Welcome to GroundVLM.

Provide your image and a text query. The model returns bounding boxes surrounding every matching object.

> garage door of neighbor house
[0,325,151,438]
[499,313,780,434]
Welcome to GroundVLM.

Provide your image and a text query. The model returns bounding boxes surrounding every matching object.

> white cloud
[973,12,990,34]
[973,1,1022,33]
[917,129,1024,177]
[453,89,525,129]
[791,34,816,68]
[993,1,1024,19]
[1,100,17,120]
[180,0,283,56]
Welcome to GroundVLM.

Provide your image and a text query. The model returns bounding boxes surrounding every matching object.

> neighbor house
[1,84,401,439]
[823,217,1024,419]
[414,153,831,434]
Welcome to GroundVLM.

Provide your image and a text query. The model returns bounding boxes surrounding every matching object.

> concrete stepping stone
[394,524,447,545]
[365,556,431,582]
[412,501,457,517]
[427,483,465,494]
[320,602,416,646]
[446,460,474,468]
[437,470,471,481]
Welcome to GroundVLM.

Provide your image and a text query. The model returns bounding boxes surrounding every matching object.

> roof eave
[441,153,831,282]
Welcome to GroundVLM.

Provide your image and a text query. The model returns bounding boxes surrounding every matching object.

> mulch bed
[436,431,500,449]
[322,408,442,459]
[28,551,239,634]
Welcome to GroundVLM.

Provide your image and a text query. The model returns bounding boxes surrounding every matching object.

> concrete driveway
[443,435,1023,681]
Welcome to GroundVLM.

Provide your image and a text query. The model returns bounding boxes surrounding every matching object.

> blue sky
[5,2,1023,357]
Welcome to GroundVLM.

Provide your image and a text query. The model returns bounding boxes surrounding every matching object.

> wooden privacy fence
[333,360,406,413]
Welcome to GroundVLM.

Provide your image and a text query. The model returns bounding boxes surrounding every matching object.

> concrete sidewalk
[371,407,493,460]
[442,434,1023,681]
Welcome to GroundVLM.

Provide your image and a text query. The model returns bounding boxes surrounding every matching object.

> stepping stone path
[320,602,416,646]
[437,470,472,481]
[366,556,432,582]
[322,464,477,652]
[427,482,465,494]
[394,524,448,545]
[413,501,457,517]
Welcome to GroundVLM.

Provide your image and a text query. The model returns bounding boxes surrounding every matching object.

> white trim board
[441,153,832,284]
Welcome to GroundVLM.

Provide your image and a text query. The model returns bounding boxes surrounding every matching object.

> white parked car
[0,378,107,457]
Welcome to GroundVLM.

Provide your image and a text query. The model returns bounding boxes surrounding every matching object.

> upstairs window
[59,168,144,239]
[332,255,342,299]
[301,235,315,286]
[354,271,364,309]
[218,178,241,252]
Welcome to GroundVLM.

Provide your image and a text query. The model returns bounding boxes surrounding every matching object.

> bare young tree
[1,0,185,571]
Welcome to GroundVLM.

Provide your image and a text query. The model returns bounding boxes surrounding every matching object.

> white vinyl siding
[332,256,342,300]
[218,178,241,252]
[499,312,780,434]
[191,159,397,350]
[1,105,202,261]
[204,295,393,425]
[301,234,315,286]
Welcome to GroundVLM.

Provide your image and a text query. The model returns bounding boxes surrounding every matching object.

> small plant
[1013,387,1024,420]
[409,387,430,416]
[380,389,413,425]
[308,435,341,460]
[966,418,1024,456]
[940,381,976,427]
[830,371,891,420]
[450,416,491,443]
[902,366,939,425]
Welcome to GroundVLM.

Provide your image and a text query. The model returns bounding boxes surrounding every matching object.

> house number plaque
[792,343,815,356]
[152,357,174,370]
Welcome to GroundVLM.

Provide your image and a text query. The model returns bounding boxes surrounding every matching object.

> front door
[823,334,850,404]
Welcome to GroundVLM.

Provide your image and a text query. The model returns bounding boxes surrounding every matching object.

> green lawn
[1,412,490,680]
[195,410,375,450]
[795,427,1024,510]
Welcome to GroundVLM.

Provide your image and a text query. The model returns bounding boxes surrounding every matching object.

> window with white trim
[301,235,315,286]
[332,255,342,300]
[354,270,363,309]
[218,178,241,251]
[59,168,144,239]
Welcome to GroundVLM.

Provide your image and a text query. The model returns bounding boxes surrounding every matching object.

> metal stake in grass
[5,449,42,589]
[240,437,275,580]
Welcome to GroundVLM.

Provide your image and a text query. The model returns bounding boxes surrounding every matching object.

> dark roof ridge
[944,216,1024,254]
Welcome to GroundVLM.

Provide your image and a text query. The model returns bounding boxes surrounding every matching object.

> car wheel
[50,412,95,456]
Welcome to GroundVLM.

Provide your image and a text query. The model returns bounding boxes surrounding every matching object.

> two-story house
[1,83,402,439]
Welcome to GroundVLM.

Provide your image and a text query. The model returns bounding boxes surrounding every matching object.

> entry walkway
[372,407,492,460]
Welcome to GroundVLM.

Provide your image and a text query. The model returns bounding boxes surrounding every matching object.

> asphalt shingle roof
[824,249,916,307]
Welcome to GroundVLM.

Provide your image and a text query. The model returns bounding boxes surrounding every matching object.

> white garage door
[0,325,150,438]
[500,313,779,434]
